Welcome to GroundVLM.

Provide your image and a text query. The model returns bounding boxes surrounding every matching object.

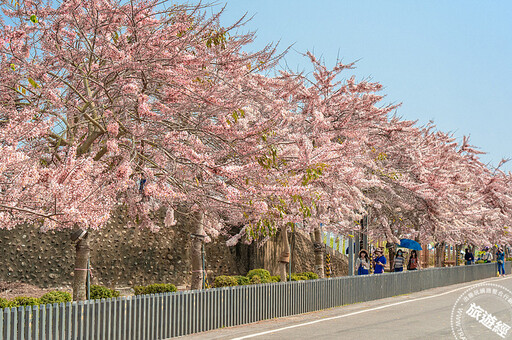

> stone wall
[0,213,347,289]
[251,231,348,277]
[0,210,239,289]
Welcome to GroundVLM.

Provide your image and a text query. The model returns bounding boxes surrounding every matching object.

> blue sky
[213,1,512,172]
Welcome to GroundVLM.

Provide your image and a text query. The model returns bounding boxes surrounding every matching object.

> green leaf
[10,63,15,71]
[28,77,39,88]
[30,14,38,24]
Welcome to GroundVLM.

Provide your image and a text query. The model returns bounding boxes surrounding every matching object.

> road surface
[182,275,512,339]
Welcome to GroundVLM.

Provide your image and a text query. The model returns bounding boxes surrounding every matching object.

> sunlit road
[182,275,512,340]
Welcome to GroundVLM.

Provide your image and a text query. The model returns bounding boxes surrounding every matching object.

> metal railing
[1,262,509,339]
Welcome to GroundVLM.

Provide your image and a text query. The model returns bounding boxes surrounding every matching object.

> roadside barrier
[1,262,509,339]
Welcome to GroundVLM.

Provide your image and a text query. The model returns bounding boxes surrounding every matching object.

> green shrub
[214,275,238,287]
[40,291,72,305]
[90,285,120,300]
[300,272,319,280]
[506,257,512,262]
[247,269,271,283]
[270,275,281,283]
[133,283,177,295]
[284,272,318,281]
[250,275,261,284]
[288,274,308,281]
[0,297,13,309]
[234,275,250,285]
[133,286,145,296]
[144,283,177,294]
[12,296,40,307]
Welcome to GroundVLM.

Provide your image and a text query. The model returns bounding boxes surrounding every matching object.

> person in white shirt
[355,249,370,275]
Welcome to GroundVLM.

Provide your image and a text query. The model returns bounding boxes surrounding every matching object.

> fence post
[348,235,355,276]
[4,308,10,340]
[0,308,3,340]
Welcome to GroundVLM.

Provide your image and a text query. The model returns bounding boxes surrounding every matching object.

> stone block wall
[0,210,240,289]
[0,213,347,289]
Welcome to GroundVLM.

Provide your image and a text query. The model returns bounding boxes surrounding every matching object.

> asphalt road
[182,275,512,340]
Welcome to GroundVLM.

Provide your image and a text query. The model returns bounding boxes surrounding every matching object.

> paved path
[182,275,512,340]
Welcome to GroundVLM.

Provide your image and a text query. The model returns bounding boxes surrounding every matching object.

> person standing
[373,248,387,274]
[465,248,474,265]
[482,247,493,263]
[355,249,370,275]
[394,249,405,272]
[407,250,419,270]
[497,248,506,276]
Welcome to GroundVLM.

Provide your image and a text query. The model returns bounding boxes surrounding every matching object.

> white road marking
[231,276,512,339]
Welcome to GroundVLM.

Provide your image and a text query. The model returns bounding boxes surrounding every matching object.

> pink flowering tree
[366,119,512,264]
[0,0,289,297]
[228,54,403,279]
[277,55,394,277]
[251,52,512,274]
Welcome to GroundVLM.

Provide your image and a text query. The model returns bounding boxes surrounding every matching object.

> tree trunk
[190,211,205,290]
[388,246,395,272]
[72,232,90,301]
[435,242,446,267]
[278,225,290,282]
[434,243,440,267]
[455,244,461,266]
[309,232,315,243]
[423,244,430,268]
[314,228,324,278]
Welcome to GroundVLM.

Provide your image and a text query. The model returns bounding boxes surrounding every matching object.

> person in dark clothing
[465,248,474,265]
[407,250,419,270]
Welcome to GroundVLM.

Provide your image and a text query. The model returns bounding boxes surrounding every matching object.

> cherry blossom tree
[366,119,512,264]
[0,0,288,297]
[248,53,512,274]
[229,53,403,279]
[2,0,510,298]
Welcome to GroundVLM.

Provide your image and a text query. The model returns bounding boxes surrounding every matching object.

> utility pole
[362,215,368,251]
[348,234,355,276]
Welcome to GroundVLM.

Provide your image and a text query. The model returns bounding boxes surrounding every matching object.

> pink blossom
[106,139,119,153]
[107,122,119,136]
[122,82,138,95]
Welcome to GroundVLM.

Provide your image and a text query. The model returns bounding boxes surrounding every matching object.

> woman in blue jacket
[373,248,387,274]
